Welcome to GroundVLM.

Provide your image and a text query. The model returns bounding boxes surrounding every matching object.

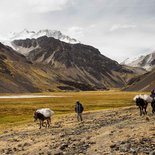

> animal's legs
[39,120,42,129]
[140,106,142,116]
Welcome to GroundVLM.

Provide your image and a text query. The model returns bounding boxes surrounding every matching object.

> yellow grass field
[0,91,147,131]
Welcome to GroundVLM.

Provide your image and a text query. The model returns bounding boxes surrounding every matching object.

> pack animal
[34,108,54,129]
[151,99,155,114]
[135,97,148,116]
[133,95,152,116]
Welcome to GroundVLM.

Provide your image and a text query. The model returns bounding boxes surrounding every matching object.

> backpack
[79,103,84,112]
[75,103,84,113]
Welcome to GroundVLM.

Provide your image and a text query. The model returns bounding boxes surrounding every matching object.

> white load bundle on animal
[143,94,153,103]
[133,94,143,101]
[36,108,54,118]
[133,94,153,103]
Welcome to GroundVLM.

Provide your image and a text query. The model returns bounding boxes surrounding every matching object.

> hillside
[123,69,155,91]
[0,43,38,92]
[0,106,155,154]
[0,37,146,92]
[0,42,90,93]
[12,37,145,88]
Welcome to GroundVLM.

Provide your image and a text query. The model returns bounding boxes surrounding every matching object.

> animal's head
[34,111,45,121]
[135,97,145,106]
[135,97,142,105]
[33,111,38,122]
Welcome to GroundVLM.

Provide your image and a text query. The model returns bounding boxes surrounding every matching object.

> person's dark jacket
[75,103,84,113]
[151,89,155,98]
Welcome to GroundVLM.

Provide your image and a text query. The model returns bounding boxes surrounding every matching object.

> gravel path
[0,106,155,155]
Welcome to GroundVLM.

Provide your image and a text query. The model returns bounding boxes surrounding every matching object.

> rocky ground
[0,106,155,155]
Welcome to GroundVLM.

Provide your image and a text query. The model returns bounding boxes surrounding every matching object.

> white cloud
[0,0,155,62]
[27,0,70,13]
[89,24,96,28]
[110,24,137,32]
[67,26,84,39]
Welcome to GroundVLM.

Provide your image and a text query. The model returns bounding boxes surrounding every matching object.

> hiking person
[151,89,155,99]
[75,101,84,121]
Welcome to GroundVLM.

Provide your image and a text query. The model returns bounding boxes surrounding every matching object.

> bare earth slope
[124,69,155,91]
[1,106,155,155]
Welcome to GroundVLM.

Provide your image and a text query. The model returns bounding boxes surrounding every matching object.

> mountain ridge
[0,29,80,50]
[0,38,145,93]
[10,29,80,44]
[121,51,155,71]
[11,36,146,89]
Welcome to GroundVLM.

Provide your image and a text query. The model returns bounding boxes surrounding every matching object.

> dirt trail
[0,106,155,155]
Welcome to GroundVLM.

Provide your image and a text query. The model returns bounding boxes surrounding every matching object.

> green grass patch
[0,91,144,131]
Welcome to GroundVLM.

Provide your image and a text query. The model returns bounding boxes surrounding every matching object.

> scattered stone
[150,150,155,155]
[110,144,116,148]
[3,130,9,134]
[5,148,13,154]
[23,142,31,147]
[54,150,64,155]
[31,137,35,141]
[82,143,89,149]
[88,141,96,145]
[18,144,22,147]
[59,133,65,138]
[119,145,128,152]
[47,151,52,155]
[13,138,20,142]
[13,147,17,151]
[60,144,68,150]
[130,148,137,154]
[146,116,150,121]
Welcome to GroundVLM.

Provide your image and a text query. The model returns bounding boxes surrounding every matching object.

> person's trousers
[77,113,83,121]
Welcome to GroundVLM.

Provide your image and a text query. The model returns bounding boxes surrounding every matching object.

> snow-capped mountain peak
[0,29,80,52]
[8,29,80,44]
[121,51,155,71]
[9,29,35,40]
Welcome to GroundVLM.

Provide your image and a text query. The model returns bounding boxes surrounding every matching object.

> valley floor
[0,106,155,155]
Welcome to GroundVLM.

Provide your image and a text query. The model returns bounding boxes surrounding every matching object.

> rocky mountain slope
[0,42,55,93]
[121,51,155,71]
[12,36,146,88]
[1,106,155,154]
[0,35,146,93]
[123,69,155,91]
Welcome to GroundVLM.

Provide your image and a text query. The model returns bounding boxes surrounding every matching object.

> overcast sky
[0,0,155,62]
